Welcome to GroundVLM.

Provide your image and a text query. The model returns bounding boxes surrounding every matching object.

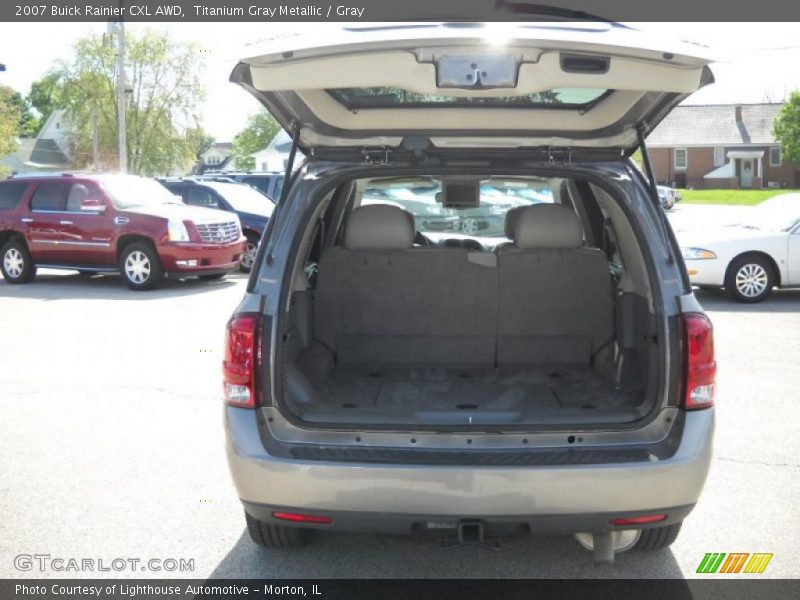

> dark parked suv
[160,178,274,272]
[195,172,284,202]
[223,24,716,563]
[0,173,246,290]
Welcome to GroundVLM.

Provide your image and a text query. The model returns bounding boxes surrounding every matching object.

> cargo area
[277,176,661,429]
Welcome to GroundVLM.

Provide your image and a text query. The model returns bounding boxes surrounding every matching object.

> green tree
[47,29,206,175]
[26,71,63,135]
[773,91,800,167]
[0,85,22,177]
[185,126,214,173]
[1,89,38,137]
[231,109,281,171]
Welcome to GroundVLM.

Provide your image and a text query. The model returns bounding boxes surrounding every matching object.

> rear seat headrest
[513,204,583,249]
[345,204,415,250]
[504,206,525,240]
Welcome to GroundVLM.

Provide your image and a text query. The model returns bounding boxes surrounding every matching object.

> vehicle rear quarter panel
[0,183,31,244]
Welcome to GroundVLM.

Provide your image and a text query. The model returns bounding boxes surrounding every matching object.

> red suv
[0,173,246,290]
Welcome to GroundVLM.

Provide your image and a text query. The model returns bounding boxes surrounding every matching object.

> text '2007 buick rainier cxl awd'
[221,22,717,563]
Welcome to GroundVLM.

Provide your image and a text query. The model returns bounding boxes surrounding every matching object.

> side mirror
[80,198,106,212]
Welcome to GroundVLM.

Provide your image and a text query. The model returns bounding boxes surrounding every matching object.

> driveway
[666,202,751,233]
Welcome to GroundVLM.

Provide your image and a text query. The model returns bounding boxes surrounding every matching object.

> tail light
[272,512,333,524]
[223,313,263,408]
[681,313,716,410]
[610,514,666,526]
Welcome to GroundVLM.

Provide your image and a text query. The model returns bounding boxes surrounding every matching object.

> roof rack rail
[9,172,77,179]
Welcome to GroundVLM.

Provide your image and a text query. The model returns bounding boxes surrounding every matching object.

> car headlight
[167,219,190,242]
[682,247,717,260]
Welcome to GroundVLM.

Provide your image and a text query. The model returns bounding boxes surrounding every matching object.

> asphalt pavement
[1,204,798,579]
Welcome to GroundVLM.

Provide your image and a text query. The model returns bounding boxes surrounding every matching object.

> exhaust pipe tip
[574,529,641,565]
[592,531,615,566]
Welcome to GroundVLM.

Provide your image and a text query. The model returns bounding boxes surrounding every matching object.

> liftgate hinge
[362,146,392,165]
[547,147,574,165]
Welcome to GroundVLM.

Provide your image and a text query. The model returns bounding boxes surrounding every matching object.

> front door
[740,160,754,188]
[55,181,116,265]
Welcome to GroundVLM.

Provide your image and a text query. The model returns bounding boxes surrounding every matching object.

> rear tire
[1,239,36,284]
[725,254,774,303]
[634,521,682,551]
[119,242,163,291]
[245,512,312,549]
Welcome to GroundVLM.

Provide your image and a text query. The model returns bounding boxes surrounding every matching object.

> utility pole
[92,106,100,172]
[115,12,127,173]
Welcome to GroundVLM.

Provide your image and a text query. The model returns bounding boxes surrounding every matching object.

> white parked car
[678,194,800,302]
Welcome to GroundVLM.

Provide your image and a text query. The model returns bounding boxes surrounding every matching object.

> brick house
[646,103,799,189]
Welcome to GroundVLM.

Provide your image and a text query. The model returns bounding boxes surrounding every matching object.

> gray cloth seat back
[497,204,613,364]
[315,204,498,366]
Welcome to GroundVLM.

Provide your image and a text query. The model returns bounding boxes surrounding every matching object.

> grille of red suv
[196,221,239,244]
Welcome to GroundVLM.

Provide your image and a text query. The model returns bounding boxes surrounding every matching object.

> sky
[2,22,800,142]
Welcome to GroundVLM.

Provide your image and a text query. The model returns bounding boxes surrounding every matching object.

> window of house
[770,147,782,167]
[674,148,688,170]
[714,147,725,167]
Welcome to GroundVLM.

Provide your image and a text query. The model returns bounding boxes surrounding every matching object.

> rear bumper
[158,238,246,273]
[225,407,714,528]
[242,501,694,536]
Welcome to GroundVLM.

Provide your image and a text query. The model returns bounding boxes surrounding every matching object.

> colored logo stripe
[697,553,726,573]
[697,552,773,574]
[744,553,773,574]
[719,553,749,573]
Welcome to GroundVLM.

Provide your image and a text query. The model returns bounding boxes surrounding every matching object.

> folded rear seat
[497,204,613,365]
[314,204,499,366]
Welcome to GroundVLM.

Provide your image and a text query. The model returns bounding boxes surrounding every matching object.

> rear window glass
[328,87,609,109]
[0,182,28,210]
[30,182,67,211]
[362,178,553,240]
[242,177,272,198]
[186,186,221,209]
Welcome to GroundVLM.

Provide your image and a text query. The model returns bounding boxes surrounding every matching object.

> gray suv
[222,23,716,563]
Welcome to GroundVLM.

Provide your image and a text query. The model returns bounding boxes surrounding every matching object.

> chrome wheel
[461,217,480,235]
[124,250,151,284]
[241,241,257,271]
[4,248,24,278]
[735,263,768,298]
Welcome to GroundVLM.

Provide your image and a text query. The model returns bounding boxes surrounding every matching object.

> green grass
[678,189,800,206]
